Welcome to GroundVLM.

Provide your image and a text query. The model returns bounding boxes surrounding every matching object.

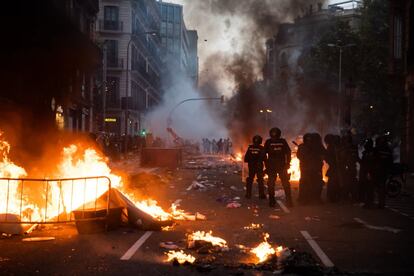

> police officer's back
[264,127,293,207]
[244,135,266,199]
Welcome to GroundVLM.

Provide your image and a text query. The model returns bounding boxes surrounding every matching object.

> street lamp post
[167,96,225,129]
[124,31,158,154]
[259,108,272,130]
[327,43,355,132]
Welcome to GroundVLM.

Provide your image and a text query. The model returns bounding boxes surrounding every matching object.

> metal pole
[102,43,107,132]
[338,47,343,132]
[125,38,133,154]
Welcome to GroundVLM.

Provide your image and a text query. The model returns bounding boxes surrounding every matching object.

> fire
[243,223,263,230]
[235,153,243,162]
[0,131,193,224]
[165,250,196,264]
[288,156,301,182]
[188,230,227,248]
[0,133,41,221]
[250,233,284,263]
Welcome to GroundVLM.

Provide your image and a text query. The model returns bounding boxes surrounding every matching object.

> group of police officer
[244,127,393,209]
[244,127,293,207]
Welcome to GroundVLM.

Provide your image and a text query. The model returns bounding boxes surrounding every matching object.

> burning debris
[0,131,202,234]
[165,250,196,265]
[243,223,264,230]
[187,231,228,249]
[250,233,281,263]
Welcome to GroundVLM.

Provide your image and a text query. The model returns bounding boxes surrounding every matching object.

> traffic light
[140,129,147,137]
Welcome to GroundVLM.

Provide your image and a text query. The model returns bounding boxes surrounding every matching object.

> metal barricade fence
[0,176,111,224]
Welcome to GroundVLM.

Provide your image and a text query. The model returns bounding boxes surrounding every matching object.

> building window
[167,22,173,35]
[174,23,181,37]
[393,15,403,59]
[161,22,167,35]
[174,6,181,23]
[161,5,167,20]
[106,77,120,108]
[106,40,118,67]
[104,6,119,30]
[168,6,174,22]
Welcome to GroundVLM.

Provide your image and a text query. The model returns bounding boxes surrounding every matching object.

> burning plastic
[187,230,228,248]
[165,250,196,264]
[250,233,285,263]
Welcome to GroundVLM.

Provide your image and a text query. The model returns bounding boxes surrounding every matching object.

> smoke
[144,65,228,143]
[150,0,334,147]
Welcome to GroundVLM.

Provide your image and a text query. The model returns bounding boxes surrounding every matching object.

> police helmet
[269,127,281,138]
[252,135,263,145]
[303,133,312,144]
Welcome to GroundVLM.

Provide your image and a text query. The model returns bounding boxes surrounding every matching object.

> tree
[306,0,401,137]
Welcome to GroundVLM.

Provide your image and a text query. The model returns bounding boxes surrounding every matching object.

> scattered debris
[187,231,228,249]
[305,216,321,222]
[165,250,196,265]
[0,257,11,262]
[226,202,242,209]
[22,237,55,242]
[187,181,206,191]
[243,223,264,230]
[160,242,180,250]
[354,218,401,234]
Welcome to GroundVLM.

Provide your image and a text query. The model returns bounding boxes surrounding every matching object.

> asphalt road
[1,155,413,275]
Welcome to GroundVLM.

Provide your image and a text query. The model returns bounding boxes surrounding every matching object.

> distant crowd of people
[201,138,232,155]
[244,127,396,209]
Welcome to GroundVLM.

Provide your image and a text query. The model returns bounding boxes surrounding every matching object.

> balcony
[99,20,123,32]
[107,58,124,70]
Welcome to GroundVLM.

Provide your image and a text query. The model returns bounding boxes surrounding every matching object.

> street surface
[1,155,413,275]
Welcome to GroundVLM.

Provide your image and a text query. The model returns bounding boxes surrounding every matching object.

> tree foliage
[307,0,401,137]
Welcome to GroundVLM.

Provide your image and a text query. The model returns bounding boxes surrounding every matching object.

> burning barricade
[0,132,203,235]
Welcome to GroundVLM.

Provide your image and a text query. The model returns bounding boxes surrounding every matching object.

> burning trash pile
[0,131,204,235]
[162,230,301,273]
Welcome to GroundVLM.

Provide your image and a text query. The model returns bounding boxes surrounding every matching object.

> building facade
[0,0,101,135]
[96,0,162,136]
[158,1,198,85]
[389,0,414,170]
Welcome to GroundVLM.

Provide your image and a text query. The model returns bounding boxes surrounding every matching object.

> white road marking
[300,230,334,268]
[354,218,401,234]
[120,231,153,260]
[276,200,290,213]
[387,207,414,220]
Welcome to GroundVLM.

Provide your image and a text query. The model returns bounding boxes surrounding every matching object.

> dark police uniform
[244,143,266,199]
[264,137,292,206]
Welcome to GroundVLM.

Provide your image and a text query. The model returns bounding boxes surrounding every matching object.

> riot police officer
[264,127,293,207]
[244,135,266,199]
[360,138,375,208]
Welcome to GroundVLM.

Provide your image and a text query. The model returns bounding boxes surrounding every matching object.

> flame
[250,233,285,263]
[288,156,301,182]
[0,133,41,221]
[165,250,196,264]
[188,230,227,248]
[235,153,243,162]
[0,131,192,224]
[243,223,263,230]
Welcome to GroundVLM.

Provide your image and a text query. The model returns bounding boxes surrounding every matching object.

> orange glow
[235,153,243,162]
[288,156,301,182]
[165,250,196,264]
[0,133,41,221]
[250,233,285,263]
[0,131,193,224]
[188,230,227,248]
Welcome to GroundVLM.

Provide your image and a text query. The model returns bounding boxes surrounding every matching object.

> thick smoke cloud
[152,0,330,146]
